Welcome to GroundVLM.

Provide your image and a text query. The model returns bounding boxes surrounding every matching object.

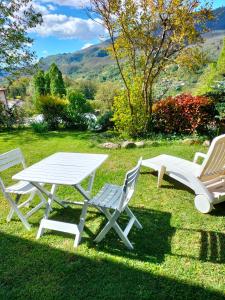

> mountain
[207,7,225,31]
[39,40,117,81]
[39,7,225,80]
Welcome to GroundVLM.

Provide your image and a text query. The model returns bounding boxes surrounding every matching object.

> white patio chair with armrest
[0,148,47,230]
[142,134,225,214]
[89,158,143,250]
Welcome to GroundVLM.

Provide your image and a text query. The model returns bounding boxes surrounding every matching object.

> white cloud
[15,1,56,16]
[39,0,90,9]
[32,3,51,15]
[81,43,93,49]
[31,14,106,40]
[42,50,49,56]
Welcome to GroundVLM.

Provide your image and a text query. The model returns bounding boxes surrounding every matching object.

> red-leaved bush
[152,94,216,134]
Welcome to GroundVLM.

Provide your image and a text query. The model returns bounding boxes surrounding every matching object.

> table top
[13,152,108,185]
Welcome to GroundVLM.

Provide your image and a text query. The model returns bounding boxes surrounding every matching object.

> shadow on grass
[200,229,225,263]
[175,227,225,264]
[0,129,102,145]
[86,207,176,264]
[30,206,175,264]
[0,231,224,300]
[141,171,192,193]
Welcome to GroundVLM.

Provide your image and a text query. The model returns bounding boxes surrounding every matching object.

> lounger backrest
[199,134,225,179]
[119,158,142,211]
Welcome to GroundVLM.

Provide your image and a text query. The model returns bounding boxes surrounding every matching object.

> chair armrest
[193,152,207,164]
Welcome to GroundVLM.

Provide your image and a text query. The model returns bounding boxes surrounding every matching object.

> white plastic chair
[0,148,46,230]
[142,134,225,213]
[89,158,143,249]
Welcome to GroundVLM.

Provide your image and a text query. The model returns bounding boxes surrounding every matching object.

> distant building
[0,88,8,107]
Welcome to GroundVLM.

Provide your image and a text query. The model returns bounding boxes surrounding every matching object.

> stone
[182,138,196,145]
[203,140,210,147]
[135,141,145,148]
[121,141,136,149]
[101,142,120,149]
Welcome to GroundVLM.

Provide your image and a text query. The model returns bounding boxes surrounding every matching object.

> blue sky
[29,0,224,59]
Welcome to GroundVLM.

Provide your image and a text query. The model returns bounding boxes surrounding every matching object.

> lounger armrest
[193,152,207,164]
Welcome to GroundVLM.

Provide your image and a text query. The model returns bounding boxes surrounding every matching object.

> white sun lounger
[142,134,225,213]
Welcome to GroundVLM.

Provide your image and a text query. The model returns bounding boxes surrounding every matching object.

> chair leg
[25,190,36,207]
[94,209,119,243]
[95,209,134,250]
[7,194,21,222]
[125,207,143,229]
[5,194,31,230]
[158,166,166,188]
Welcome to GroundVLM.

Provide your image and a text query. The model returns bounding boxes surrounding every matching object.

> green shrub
[63,89,92,130]
[113,78,148,137]
[30,121,48,133]
[204,79,225,103]
[97,111,114,131]
[152,94,216,134]
[36,95,67,130]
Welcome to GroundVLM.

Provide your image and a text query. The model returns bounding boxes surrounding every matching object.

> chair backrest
[0,148,25,193]
[198,134,225,180]
[118,157,142,211]
[0,148,25,172]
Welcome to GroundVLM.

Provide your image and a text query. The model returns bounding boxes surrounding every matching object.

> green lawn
[0,130,225,300]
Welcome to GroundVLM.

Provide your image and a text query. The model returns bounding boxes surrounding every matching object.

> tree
[76,79,97,100]
[8,77,30,99]
[0,0,42,74]
[63,89,92,129]
[90,0,212,136]
[176,46,211,73]
[217,38,225,77]
[94,81,119,112]
[45,72,51,95]
[49,63,66,97]
[33,70,45,98]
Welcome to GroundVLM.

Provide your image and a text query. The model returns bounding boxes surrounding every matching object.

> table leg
[62,171,96,206]
[36,183,91,248]
[44,184,57,219]
[87,171,95,197]
[74,184,91,247]
[31,182,66,208]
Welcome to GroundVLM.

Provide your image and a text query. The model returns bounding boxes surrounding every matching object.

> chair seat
[5,181,36,195]
[89,184,123,210]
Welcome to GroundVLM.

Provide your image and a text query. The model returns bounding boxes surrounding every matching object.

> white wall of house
[0,90,7,105]
[0,90,6,104]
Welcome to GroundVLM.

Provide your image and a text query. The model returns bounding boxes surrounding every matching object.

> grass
[0,129,225,300]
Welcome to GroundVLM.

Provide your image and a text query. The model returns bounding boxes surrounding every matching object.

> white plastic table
[13,152,108,247]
